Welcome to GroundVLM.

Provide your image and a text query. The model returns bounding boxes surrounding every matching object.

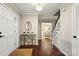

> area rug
[10,49,33,56]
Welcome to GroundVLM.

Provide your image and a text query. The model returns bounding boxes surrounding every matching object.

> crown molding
[21,12,39,16]
[6,3,40,16]
[7,3,39,15]
[0,3,22,15]
[7,3,22,14]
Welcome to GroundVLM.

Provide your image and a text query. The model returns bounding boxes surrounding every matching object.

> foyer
[0,3,79,56]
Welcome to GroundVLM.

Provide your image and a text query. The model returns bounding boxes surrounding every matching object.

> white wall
[52,4,73,56]
[21,14,38,45]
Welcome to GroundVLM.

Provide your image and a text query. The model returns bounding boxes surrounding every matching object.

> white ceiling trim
[6,3,22,14]
[7,3,40,15]
[21,12,39,15]
[0,3,19,14]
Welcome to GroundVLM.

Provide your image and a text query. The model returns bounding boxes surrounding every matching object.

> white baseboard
[0,46,18,56]
[7,45,20,56]
[52,42,68,56]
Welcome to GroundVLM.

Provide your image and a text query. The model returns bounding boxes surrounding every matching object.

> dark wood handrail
[52,13,60,32]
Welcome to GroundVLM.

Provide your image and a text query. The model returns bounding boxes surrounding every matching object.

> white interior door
[73,5,79,56]
[76,5,79,56]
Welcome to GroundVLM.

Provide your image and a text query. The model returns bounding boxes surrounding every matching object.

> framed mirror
[25,21,32,31]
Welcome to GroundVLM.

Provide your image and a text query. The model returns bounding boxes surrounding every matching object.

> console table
[20,33,36,46]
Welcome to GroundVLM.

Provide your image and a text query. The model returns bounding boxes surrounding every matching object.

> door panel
[8,17,15,49]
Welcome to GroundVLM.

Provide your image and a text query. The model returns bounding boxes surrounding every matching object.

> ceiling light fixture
[33,3,45,11]
[36,6,43,11]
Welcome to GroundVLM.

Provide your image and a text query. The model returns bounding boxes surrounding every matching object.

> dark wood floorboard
[18,39,65,56]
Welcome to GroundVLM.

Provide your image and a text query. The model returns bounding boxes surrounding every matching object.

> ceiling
[8,3,62,21]
[13,3,61,14]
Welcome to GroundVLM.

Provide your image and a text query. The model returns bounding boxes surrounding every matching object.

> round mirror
[25,21,32,31]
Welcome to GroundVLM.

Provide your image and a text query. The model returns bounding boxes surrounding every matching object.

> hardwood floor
[10,38,65,56]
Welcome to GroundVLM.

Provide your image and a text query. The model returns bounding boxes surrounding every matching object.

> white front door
[0,4,19,55]
[0,15,8,55]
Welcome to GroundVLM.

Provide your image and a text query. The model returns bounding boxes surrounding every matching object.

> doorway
[41,23,52,40]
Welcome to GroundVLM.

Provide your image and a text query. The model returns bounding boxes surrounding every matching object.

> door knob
[0,32,2,34]
[0,32,5,38]
[73,36,77,38]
